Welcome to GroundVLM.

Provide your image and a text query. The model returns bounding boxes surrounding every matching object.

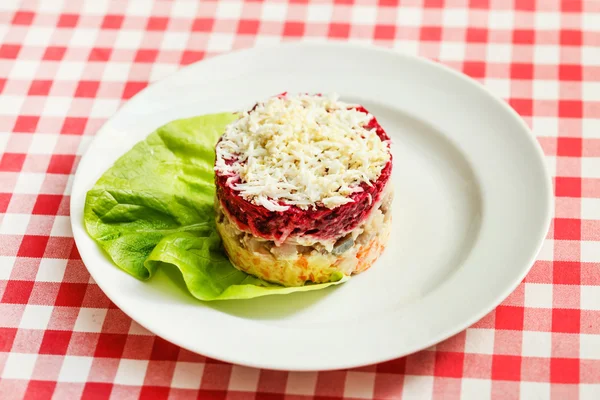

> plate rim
[70,41,553,371]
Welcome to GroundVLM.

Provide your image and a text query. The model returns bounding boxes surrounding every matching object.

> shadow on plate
[208,287,341,320]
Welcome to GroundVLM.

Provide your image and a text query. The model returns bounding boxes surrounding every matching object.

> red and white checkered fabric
[0,0,599,398]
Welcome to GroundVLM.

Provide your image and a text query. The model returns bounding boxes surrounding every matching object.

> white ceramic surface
[70,42,552,371]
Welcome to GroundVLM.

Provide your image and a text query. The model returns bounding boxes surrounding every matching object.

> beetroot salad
[215,100,392,244]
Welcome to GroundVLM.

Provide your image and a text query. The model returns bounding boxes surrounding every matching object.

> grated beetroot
[215,105,392,243]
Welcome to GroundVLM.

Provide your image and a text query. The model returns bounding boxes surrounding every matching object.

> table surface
[0,0,599,399]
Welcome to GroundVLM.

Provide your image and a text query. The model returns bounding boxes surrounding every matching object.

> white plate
[71,42,552,371]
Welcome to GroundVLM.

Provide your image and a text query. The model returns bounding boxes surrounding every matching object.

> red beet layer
[215,105,392,243]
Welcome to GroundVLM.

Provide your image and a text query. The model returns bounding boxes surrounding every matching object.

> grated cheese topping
[215,93,391,212]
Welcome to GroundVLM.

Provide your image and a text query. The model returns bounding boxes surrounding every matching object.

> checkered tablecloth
[0,0,599,398]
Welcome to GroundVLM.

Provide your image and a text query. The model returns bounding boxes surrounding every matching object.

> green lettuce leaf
[84,113,347,301]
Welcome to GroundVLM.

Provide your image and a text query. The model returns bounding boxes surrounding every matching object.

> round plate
[71,42,552,371]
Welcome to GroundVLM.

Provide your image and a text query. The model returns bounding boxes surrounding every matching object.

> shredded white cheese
[215,93,391,211]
